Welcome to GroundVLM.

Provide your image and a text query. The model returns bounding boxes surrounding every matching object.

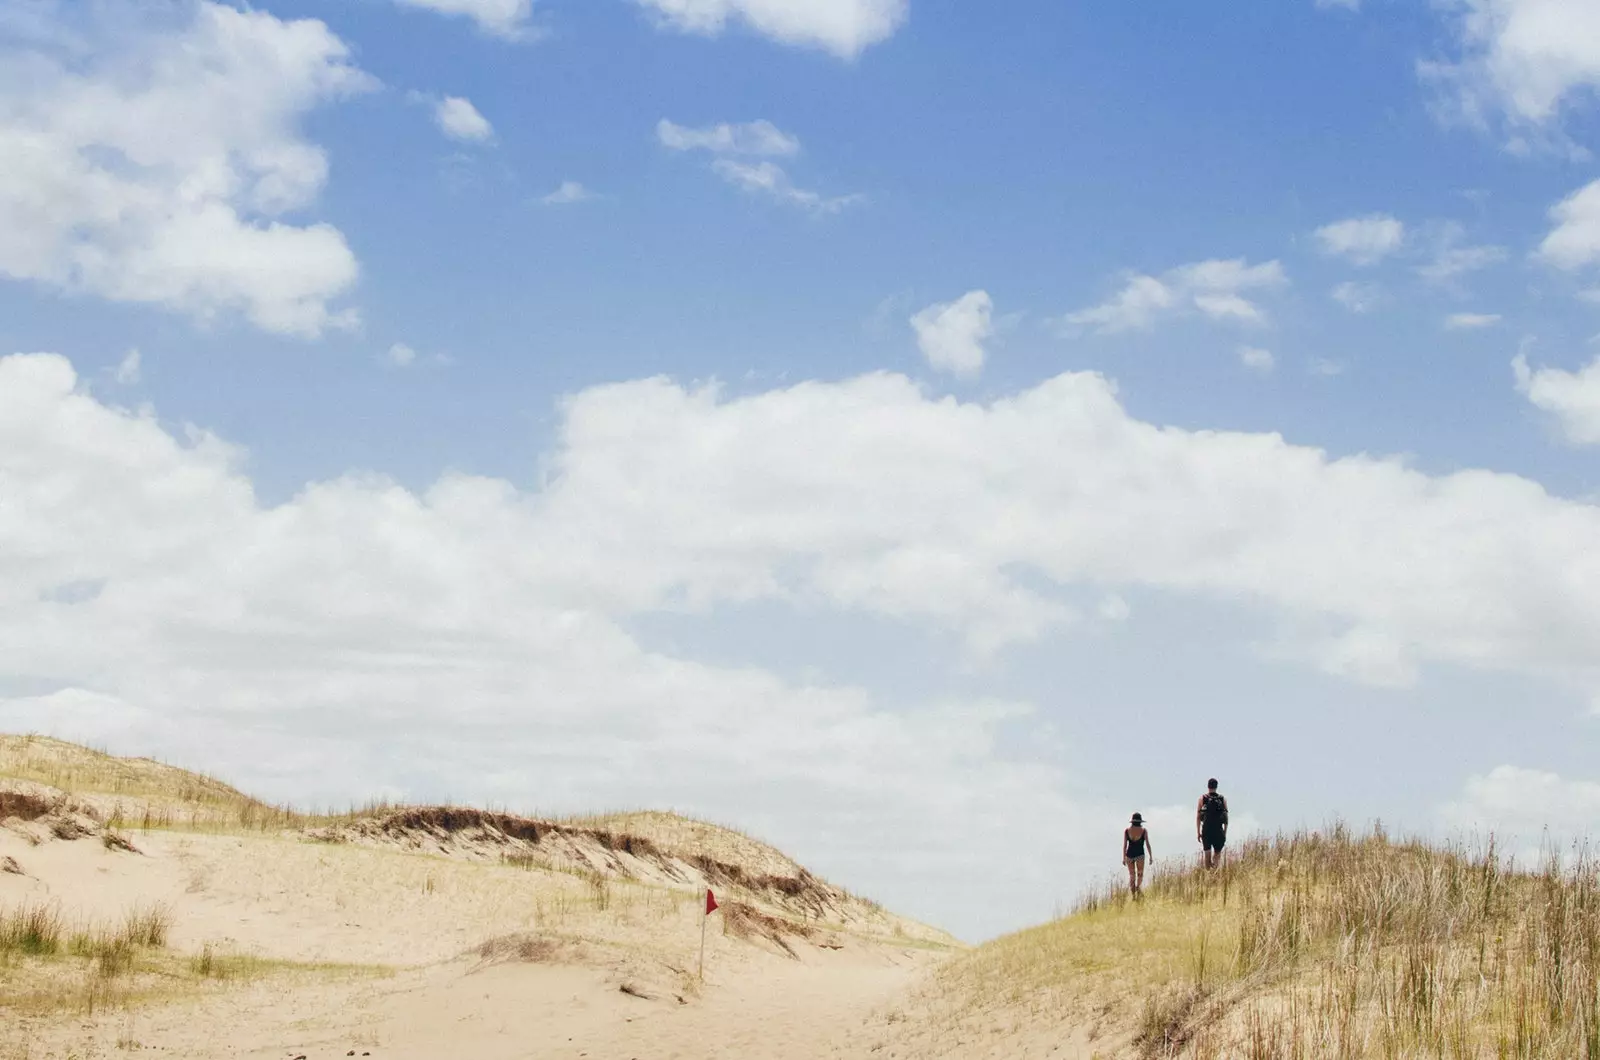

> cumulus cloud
[1064,259,1288,334]
[633,0,907,58]
[1315,214,1406,265]
[386,343,418,367]
[1331,281,1381,314]
[1514,350,1600,444]
[1418,225,1507,286]
[1443,766,1600,858]
[433,96,494,142]
[20,349,1600,930]
[393,0,536,39]
[1424,0,1600,135]
[658,119,860,214]
[1540,179,1600,271]
[910,291,994,378]
[541,181,594,205]
[1446,312,1502,329]
[0,3,368,337]
[0,350,1085,940]
[16,344,1600,697]
[1238,346,1275,372]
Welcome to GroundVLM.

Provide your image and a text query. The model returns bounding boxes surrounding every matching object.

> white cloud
[16,343,1600,694]
[1238,346,1275,372]
[541,181,594,205]
[1418,239,1507,285]
[1315,214,1406,265]
[1539,179,1600,271]
[658,119,859,214]
[633,0,907,58]
[1315,0,1360,9]
[656,119,800,157]
[1425,0,1600,134]
[1443,767,1600,857]
[393,0,535,39]
[0,3,368,337]
[23,350,1600,930]
[0,351,1074,940]
[1309,357,1347,378]
[434,96,494,142]
[1446,312,1503,329]
[386,343,418,367]
[1514,350,1600,444]
[114,349,141,385]
[1064,259,1287,334]
[910,291,994,378]
[1331,281,1381,314]
[709,160,862,214]
[1097,595,1131,622]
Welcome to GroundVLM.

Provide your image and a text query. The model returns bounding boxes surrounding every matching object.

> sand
[0,764,961,1060]
[10,939,938,1059]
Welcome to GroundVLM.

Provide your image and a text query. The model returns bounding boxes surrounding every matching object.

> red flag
[705,889,719,915]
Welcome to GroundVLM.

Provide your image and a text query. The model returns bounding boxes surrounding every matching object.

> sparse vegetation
[1,901,175,1016]
[2,736,949,954]
[920,824,1600,1058]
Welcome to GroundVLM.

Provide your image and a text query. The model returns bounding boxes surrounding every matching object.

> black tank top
[1125,828,1146,858]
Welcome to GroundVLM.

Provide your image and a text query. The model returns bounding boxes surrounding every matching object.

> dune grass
[925,824,1600,1059]
[1,901,177,1015]
[0,897,389,1023]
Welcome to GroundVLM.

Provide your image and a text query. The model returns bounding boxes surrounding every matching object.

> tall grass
[0,903,64,956]
[924,825,1600,1059]
[1134,826,1600,1058]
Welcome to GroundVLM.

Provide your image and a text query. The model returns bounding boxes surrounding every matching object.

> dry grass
[0,901,176,1016]
[0,896,387,1024]
[921,824,1600,1059]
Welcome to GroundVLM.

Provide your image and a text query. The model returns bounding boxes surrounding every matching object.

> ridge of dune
[0,735,958,1060]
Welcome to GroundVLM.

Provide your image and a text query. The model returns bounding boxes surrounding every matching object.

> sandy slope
[1,827,946,1059]
[0,740,962,1060]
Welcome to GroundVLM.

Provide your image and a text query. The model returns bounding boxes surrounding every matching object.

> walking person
[1123,813,1153,896]
[1197,778,1229,869]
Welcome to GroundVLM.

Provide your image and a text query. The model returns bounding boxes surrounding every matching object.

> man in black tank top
[1197,778,1229,869]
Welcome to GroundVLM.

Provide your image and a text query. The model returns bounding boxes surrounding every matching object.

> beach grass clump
[0,902,64,957]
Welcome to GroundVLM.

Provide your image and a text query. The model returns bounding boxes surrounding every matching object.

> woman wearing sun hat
[1123,813,1154,896]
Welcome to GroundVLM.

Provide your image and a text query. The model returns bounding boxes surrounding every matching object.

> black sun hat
[1131,812,1144,825]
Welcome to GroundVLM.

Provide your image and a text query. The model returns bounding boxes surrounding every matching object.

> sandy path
[9,943,939,1060]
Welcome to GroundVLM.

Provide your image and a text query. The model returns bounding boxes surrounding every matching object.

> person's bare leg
[1126,860,1137,895]
[1134,858,1146,895]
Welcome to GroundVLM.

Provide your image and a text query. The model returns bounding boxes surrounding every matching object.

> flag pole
[698,906,707,981]
[699,888,718,982]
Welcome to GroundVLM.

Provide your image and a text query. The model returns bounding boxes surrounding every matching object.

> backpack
[1200,792,1227,828]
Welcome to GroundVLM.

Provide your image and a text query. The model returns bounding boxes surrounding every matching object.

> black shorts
[1202,830,1226,853]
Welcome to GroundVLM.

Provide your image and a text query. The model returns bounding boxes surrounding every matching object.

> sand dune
[25,735,1557,1059]
[0,736,958,1060]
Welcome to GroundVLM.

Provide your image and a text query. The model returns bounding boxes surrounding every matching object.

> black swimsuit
[1124,828,1147,859]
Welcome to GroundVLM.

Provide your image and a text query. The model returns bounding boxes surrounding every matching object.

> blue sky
[6,0,1600,941]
